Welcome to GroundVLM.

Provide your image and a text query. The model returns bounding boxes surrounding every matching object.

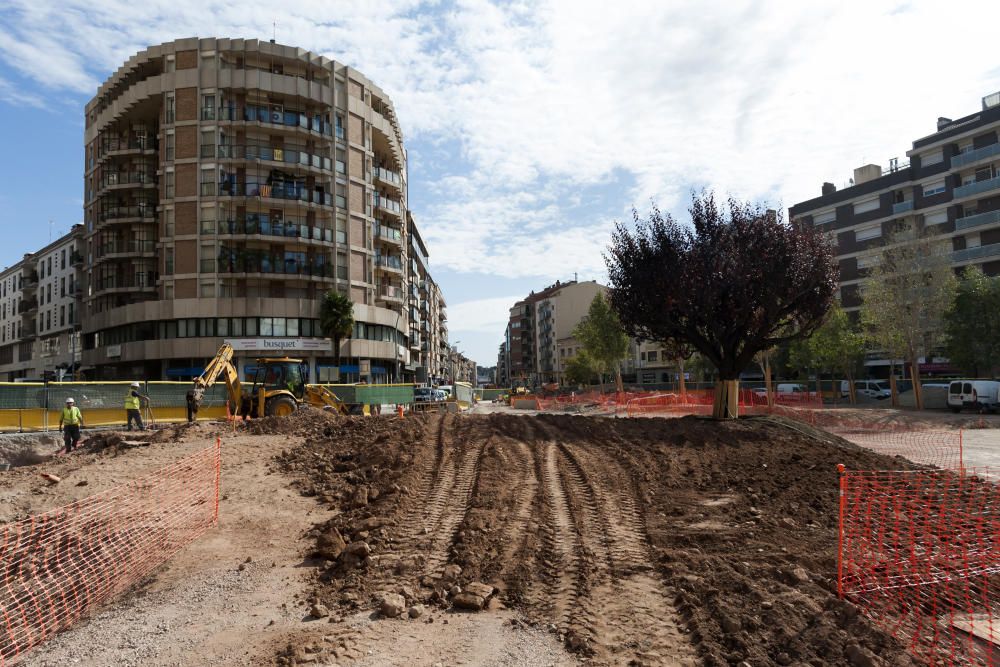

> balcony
[98,205,156,222]
[378,285,405,302]
[216,253,335,279]
[952,142,1000,169]
[954,243,1000,263]
[19,325,36,340]
[217,105,334,137]
[374,194,402,217]
[219,181,333,207]
[100,171,156,190]
[95,240,157,259]
[70,250,84,267]
[374,254,403,272]
[373,167,402,189]
[218,218,333,243]
[17,299,37,314]
[217,144,333,172]
[956,209,1000,231]
[97,136,156,159]
[374,224,403,245]
[892,200,913,214]
[954,175,1000,199]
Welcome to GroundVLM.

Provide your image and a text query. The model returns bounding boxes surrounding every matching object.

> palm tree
[320,290,355,375]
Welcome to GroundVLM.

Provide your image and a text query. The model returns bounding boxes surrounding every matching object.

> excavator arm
[192,343,242,410]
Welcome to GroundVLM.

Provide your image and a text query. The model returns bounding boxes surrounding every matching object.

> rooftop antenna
[49,220,53,243]
[272,21,277,43]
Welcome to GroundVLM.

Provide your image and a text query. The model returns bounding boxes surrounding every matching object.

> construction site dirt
[2,409,932,666]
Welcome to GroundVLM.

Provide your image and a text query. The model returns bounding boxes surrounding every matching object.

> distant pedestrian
[125,382,148,431]
[186,389,199,423]
[59,397,84,453]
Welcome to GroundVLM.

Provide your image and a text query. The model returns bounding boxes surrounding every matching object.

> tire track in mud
[495,438,540,574]
[528,417,695,665]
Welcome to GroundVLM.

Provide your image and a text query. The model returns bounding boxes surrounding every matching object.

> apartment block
[82,37,446,381]
[0,226,85,380]
[407,217,450,384]
[789,91,1000,373]
[501,280,630,386]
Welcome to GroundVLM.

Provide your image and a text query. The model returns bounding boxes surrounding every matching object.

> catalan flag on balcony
[260,184,272,198]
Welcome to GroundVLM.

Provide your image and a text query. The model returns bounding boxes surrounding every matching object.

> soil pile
[276,412,915,666]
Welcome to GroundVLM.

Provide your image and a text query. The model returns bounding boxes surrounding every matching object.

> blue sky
[2,0,1000,366]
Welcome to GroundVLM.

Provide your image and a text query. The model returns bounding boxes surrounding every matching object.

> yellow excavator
[190,343,353,418]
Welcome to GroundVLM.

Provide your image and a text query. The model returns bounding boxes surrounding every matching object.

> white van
[947,380,1000,413]
[841,380,892,400]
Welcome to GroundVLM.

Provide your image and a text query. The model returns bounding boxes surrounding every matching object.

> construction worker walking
[125,382,148,431]
[59,397,84,453]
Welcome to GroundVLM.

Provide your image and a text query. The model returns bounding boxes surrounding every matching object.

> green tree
[564,350,600,387]
[806,304,866,403]
[319,290,355,377]
[944,266,1000,377]
[860,225,957,410]
[573,293,631,394]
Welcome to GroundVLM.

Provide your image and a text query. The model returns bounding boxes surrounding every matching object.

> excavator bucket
[304,385,350,415]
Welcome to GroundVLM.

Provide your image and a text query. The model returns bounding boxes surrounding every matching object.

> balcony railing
[374,194,402,215]
[954,175,1000,199]
[98,205,156,222]
[17,299,37,314]
[374,254,403,270]
[94,275,156,291]
[952,142,1000,169]
[101,171,156,188]
[217,106,334,136]
[218,144,333,171]
[98,136,156,156]
[216,253,334,277]
[70,250,83,266]
[96,240,156,257]
[374,224,402,243]
[219,181,333,206]
[217,219,334,243]
[892,200,913,214]
[379,285,404,300]
[954,243,1000,263]
[956,209,1000,231]
[373,167,402,187]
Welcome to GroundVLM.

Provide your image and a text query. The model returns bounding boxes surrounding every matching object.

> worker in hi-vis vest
[125,382,148,431]
[59,397,84,453]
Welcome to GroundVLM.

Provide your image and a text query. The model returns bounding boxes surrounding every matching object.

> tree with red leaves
[605,193,837,418]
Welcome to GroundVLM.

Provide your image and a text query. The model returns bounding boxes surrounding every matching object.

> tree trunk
[678,358,688,403]
[763,357,774,408]
[712,379,740,419]
[615,367,624,394]
[890,373,899,408]
[846,370,857,405]
[910,357,924,411]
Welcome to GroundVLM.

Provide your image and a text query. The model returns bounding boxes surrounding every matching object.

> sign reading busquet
[224,338,332,352]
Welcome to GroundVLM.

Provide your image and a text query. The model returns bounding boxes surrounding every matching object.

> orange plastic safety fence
[839,467,1000,666]
[0,439,221,665]
[834,428,964,471]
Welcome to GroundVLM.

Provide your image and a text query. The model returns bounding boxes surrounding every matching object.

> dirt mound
[276,413,915,666]
[246,404,348,437]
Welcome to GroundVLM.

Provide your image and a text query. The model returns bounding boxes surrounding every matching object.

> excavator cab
[244,357,306,417]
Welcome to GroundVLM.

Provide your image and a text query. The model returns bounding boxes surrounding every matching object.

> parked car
[841,380,892,400]
[414,387,437,403]
[947,380,1000,413]
[753,383,809,401]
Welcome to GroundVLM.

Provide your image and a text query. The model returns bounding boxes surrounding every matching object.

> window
[337,252,348,280]
[165,92,175,123]
[813,210,836,225]
[967,233,981,249]
[856,254,875,270]
[922,150,944,166]
[200,244,216,272]
[853,198,880,214]
[201,94,216,120]
[648,351,658,362]
[336,149,346,174]
[200,282,215,298]
[165,247,174,274]
[165,55,175,73]
[61,249,66,270]
[924,210,948,226]
[923,179,946,196]
[165,133,174,161]
[336,217,347,244]
[165,171,174,198]
[164,208,174,236]
[856,225,882,242]
[200,130,215,159]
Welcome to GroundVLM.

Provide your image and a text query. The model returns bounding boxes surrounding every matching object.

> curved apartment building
[82,37,442,381]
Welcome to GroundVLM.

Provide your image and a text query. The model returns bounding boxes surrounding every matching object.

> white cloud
[446,295,523,335]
